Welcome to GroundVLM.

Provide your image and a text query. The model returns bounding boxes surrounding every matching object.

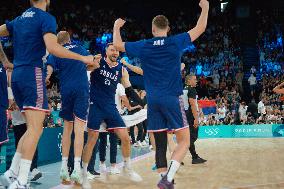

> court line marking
[223,181,284,189]
[50,151,154,189]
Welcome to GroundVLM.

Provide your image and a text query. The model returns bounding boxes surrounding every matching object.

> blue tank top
[90,59,123,106]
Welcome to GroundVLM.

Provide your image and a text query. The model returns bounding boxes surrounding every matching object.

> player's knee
[87,132,98,147]
[27,125,43,139]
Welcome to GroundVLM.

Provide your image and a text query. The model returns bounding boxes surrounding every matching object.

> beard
[109,56,118,62]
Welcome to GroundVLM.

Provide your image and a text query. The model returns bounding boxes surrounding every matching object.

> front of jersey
[46,42,90,91]
[90,59,123,106]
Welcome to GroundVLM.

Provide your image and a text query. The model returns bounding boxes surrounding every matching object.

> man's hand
[45,77,51,86]
[87,54,101,71]
[3,61,13,71]
[81,55,95,65]
[199,0,209,10]
[114,18,126,29]
[194,119,199,128]
[121,57,128,65]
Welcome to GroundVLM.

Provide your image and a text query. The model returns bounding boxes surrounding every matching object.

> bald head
[57,31,71,45]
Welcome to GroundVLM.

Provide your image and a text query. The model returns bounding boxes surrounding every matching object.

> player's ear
[167,26,170,33]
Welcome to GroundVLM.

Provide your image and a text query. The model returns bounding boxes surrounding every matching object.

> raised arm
[121,58,143,75]
[43,33,95,65]
[188,0,209,42]
[273,82,284,94]
[113,19,126,52]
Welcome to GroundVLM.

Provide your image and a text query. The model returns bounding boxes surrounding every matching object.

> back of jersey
[6,7,56,82]
[47,43,89,90]
[125,33,192,98]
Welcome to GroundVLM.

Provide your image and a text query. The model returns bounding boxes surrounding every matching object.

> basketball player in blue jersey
[0,0,95,188]
[113,0,209,188]
[0,42,13,146]
[46,31,100,185]
[81,43,142,189]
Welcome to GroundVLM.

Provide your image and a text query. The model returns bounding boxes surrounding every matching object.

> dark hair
[106,43,114,49]
[152,15,169,30]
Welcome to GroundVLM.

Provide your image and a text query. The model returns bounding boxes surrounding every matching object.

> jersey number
[105,78,111,86]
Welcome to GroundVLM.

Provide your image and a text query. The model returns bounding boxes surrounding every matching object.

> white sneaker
[82,178,92,189]
[99,163,107,174]
[122,166,142,182]
[110,166,121,175]
[141,141,148,147]
[0,170,17,187]
[30,168,42,182]
[87,172,95,180]
[60,168,71,184]
[8,180,30,189]
[149,145,153,150]
[70,169,83,185]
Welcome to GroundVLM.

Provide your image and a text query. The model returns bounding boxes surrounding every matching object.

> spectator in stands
[248,73,257,97]
[217,103,226,123]
[238,101,247,123]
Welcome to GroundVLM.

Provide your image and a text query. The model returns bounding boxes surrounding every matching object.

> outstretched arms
[188,0,209,42]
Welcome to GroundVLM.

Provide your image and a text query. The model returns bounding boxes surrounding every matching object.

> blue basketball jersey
[46,42,90,90]
[6,7,57,82]
[90,59,123,105]
[125,32,192,97]
[0,64,8,110]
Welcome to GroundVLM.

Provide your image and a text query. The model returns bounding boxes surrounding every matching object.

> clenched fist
[199,0,209,10]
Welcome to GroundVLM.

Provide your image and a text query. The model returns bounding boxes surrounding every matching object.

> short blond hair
[152,15,169,30]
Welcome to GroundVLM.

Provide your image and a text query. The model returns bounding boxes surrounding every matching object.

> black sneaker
[89,170,100,178]
[192,157,207,164]
[30,168,43,182]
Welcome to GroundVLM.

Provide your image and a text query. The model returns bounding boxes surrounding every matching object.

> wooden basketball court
[64,138,284,189]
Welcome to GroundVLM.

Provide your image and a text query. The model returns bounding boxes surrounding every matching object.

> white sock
[61,157,68,170]
[83,163,88,176]
[9,152,21,176]
[123,157,131,169]
[74,157,81,171]
[17,159,32,185]
[166,160,180,182]
[159,171,167,179]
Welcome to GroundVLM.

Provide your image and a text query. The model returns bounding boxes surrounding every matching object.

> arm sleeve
[41,13,57,35]
[125,40,145,58]
[173,32,193,52]
[187,88,196,99]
